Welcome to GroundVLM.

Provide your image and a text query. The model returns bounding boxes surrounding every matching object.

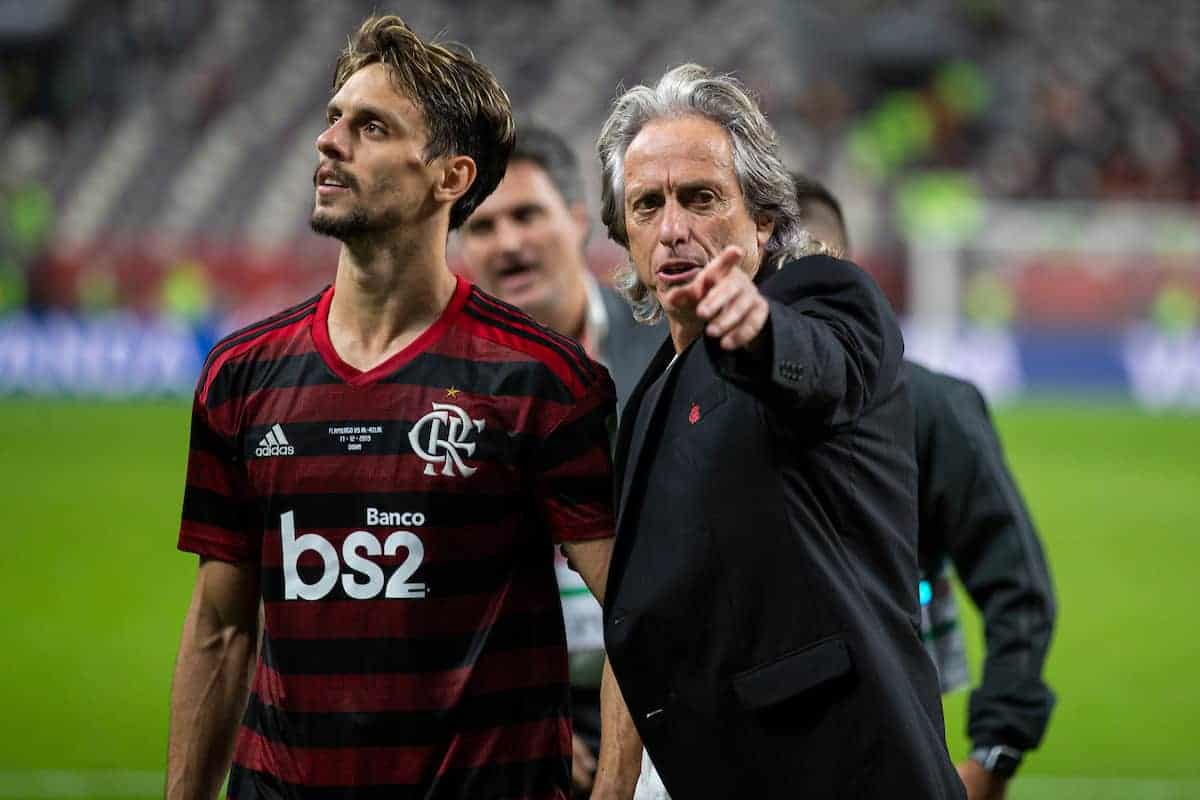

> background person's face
[621,115,772,321]
[311,63,442,240]
[459,160,589,324]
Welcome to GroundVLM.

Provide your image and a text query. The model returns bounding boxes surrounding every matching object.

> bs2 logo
[280,511,427,600]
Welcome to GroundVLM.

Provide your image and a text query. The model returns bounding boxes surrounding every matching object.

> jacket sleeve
[706,255,903,429]
[928,377,1057,751]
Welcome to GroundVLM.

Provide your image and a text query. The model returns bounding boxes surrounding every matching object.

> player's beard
[310,201,404,242]
[310,170,404,241]
[311,205,372,240]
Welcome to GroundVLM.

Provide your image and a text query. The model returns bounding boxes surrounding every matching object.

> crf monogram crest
[408,402,486,477]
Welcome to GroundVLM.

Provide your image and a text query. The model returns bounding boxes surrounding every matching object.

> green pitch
[0,400,1197,799]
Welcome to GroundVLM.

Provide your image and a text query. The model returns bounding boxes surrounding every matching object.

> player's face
[622,115,772,320]
[799,199,847,256]
[459,160,589,322]
[311,63,442,241]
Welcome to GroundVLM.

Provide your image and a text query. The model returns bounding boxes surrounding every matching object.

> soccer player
[794,174,1057,800]
[460,124,663,796]
[167,16,619,800]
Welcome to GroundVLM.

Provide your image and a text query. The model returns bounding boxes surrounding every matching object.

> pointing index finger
[705,246,743,281]
[695,245,744,297]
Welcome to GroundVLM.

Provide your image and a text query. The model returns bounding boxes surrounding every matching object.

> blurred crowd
[0,0,1196,323]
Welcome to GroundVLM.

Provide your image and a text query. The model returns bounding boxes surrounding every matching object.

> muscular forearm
[166,567,259,800]
[592,658,642,799]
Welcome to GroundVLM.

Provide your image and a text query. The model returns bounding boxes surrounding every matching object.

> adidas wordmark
[256,423,295,457]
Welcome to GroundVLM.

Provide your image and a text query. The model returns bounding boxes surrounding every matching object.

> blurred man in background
[794,174,1057,800]
[593,63,962,799]
[168,16,622,800]
[460,124,663,796]
[461,124,664,415]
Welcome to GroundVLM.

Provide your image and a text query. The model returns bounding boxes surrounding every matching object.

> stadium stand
[0,0,1196,401]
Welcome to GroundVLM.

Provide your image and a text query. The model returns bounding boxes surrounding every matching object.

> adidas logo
[255,423,295,457]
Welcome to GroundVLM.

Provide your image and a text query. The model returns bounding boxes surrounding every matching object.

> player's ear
[434,155,477,205]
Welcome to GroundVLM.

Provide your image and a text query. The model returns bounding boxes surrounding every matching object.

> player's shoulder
[461,284,612,402]
[196,289,326,405]
[768,253,884,298]
[904,360,986,409]
[904,359,992,449]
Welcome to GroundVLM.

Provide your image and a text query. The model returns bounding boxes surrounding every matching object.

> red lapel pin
[689,403,700,424]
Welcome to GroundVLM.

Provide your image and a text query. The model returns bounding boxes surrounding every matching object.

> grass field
[0,400,1197,799]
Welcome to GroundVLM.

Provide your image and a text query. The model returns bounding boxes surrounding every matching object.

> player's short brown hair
[333,15,515,229]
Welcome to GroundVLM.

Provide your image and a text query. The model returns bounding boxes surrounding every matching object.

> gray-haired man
[592,64,964,799]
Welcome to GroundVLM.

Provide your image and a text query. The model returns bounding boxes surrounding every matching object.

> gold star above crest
[445,387,461,399]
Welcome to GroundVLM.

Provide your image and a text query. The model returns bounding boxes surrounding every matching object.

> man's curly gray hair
[597,64,817,324]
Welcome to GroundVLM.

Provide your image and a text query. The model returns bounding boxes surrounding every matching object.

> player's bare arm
[167,558,260,800]
[592,658,643,800]
[560,538,612,604]
[561,538,642,799]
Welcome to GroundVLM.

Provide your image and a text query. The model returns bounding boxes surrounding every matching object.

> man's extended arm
[166,557,260,800]
[561,538,643,799]
[701,254,903,428]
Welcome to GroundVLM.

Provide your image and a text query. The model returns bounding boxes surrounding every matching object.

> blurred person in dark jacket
[461,124,663,416]
[460,124,662,797]
[794,173,1057,800]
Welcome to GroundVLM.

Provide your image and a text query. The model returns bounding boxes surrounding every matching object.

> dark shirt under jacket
[907,360,1057,752]
[605,255,964,799]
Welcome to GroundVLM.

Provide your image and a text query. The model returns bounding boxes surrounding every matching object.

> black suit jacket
[907,361,1056,752]
[605,256,964,799]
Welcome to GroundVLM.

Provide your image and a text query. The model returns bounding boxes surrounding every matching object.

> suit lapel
[607,338,700,608]
[614,336,677,507]
[615,337,679,512]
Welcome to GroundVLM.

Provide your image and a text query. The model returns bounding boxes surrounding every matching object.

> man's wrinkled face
[621,115,773,321]
[311,63,441,240]
[459,160,589,321]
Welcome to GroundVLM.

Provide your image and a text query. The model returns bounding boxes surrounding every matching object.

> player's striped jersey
[178,276,616,800]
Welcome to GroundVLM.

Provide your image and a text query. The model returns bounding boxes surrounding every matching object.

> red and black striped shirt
[178,276,616,799]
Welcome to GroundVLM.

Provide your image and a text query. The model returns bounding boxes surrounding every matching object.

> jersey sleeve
[533,368,617,545]
[177,394,262,563]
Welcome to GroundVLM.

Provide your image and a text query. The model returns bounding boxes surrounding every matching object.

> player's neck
[327,232,458,372]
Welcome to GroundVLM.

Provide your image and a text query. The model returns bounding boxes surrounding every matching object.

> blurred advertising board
[1,311,1197,410]
[905,322,1200,409]
[0,311,210,396]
